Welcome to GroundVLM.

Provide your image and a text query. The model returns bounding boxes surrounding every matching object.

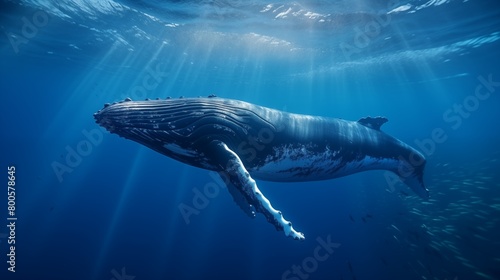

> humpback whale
[94,96,429,240]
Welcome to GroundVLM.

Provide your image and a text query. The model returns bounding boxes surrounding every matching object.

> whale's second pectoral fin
[207,140,305,240]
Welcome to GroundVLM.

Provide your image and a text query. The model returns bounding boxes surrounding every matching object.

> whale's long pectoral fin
[207,140,305,240]
[224,180,257,218]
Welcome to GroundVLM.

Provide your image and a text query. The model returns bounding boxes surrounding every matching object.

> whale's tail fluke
[401,169,429,199]
[396,158,429,199]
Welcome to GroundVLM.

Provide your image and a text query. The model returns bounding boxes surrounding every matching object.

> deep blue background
[1,0,500,279]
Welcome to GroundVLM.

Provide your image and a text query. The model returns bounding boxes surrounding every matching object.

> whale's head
[95,97,228,167]
[94,97,221,153]
[94,98,180,143]
[93,97,272,166]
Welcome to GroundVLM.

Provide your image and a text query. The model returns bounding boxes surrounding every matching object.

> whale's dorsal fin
[357,116,388,131]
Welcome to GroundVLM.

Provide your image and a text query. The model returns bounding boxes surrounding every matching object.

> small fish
[399,190,409,197]
[393,235,399,243]
[390,224,401,232]
[410,210,424,216]
[473,234,489,241]
[361,217,367,223]
[461,262,477,269]
[349,214,355,222]
[475,271,496,280]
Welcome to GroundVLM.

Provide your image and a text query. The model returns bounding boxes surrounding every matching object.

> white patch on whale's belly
[250,143,341,181]
[250,143,400,182]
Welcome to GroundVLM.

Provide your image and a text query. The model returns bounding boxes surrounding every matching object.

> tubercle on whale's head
[93,98,136,134]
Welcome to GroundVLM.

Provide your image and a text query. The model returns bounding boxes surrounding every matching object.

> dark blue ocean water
[1,0,500,279]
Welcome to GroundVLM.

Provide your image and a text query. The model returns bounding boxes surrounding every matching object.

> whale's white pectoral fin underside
[208,140,305,240]
[223,179,256,218]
